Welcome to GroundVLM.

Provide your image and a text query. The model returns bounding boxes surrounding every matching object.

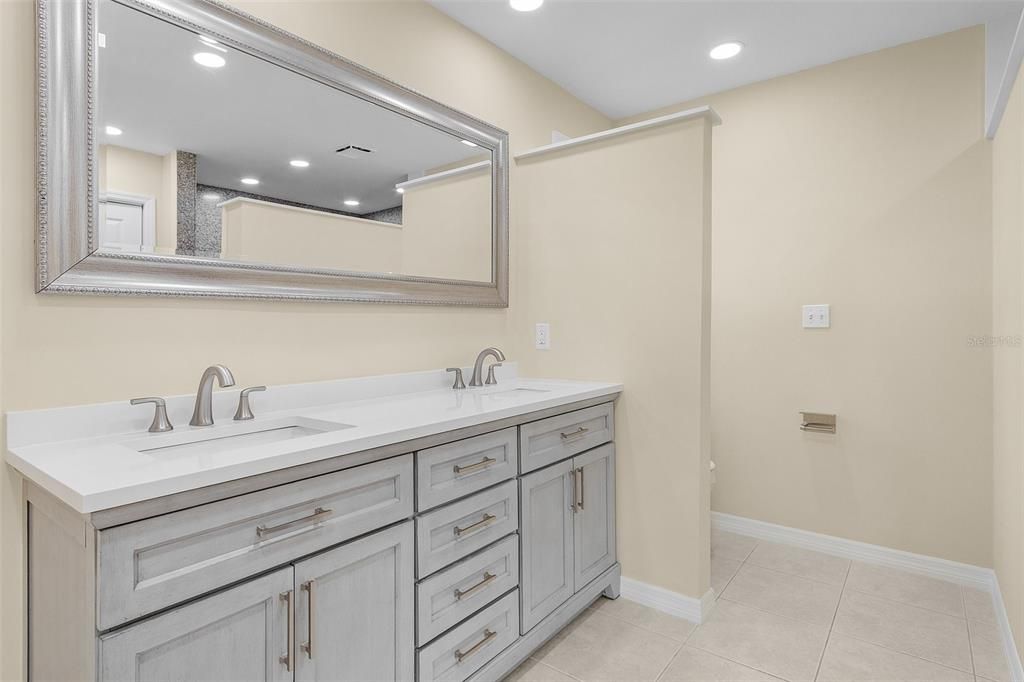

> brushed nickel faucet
[469,347,506,387]
[189,365,236,427]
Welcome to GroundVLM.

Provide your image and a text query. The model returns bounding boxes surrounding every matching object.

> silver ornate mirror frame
[37,0,510,306]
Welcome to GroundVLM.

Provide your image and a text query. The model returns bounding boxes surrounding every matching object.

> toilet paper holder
[800,412,836,434]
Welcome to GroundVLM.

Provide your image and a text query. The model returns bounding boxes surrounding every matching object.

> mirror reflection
[96,0,493,282]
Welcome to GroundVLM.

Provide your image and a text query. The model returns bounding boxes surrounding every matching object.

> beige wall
[992,61,1024,654]
[401,165,492,282]
[99,145,177,253]
[220,200,404,272]
[512,118,714,598]
[621,28,994,566]
[0,1,611,677]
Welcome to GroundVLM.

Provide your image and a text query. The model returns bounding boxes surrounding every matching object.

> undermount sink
[125,416,353,457]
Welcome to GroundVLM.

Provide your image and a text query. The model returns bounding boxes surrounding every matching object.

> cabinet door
[519,459,575,633]
[573,444,617,589]
[294,521,415,682]
[99,567,292,682]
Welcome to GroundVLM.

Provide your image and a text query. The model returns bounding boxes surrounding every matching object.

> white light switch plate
[535,323,551,350]
[803,304,830,328]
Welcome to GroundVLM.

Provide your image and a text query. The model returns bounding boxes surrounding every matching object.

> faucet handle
[485,363,502,386]
[233,386,267,421]
[446,368,467,390]
[131,397,174,433]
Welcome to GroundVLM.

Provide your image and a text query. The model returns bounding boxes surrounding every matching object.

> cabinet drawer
[417,590,519,682]
[416,480,518,578]
[417,428,517,511]
[97,454,414,630]
[417,535,519,645]
[520,403,614,473]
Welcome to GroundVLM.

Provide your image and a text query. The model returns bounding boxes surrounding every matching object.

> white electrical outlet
[535,322,551,350]
[802,304,831,329]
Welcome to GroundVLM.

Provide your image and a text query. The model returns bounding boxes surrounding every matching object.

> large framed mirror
[37,0,509,305]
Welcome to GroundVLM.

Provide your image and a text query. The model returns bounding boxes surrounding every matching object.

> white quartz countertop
[5,365,621,514]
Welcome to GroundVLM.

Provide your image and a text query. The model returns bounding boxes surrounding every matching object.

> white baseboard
[712,511,991,589]
[619,577,715,624]
[712,511,1023,682]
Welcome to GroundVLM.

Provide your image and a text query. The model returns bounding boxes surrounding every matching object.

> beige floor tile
[720,563,842,626]
[746,541,850,586]
[686,598,829,681]
[832,590,973,672]
[969,619,1011,681]
[533,608,681,681]
[712,529,758,562]
[658,646,781,681]
[590,596,696,642]
[844,562,965,617]
[504,657,581,682]
[711,555,743,597]
[964,587,999,625]
[817,633,973,681]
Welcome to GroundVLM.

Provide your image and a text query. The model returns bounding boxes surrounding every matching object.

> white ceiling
[427,0,1023,121]
[97,0,484,215]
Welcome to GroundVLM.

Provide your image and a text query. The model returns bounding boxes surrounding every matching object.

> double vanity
[7,360,621,681]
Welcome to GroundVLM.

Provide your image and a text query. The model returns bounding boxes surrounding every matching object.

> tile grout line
[840,584,970,621]
[833,631,978,677]
[813,559,852,681]
[652,640,686,681]
[963,585,979,678]
[589,602,696,646]
[526,655,585,681]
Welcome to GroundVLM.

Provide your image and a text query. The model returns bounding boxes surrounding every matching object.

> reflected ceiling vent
[336,145,374,159]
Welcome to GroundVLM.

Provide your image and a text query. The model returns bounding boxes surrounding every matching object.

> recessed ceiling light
[709,42,743,60]
[240,177,259,185]
[343,199,360,207]
[289,159,310,168]
[510,0,543,11]
[193,52,226,68]
[461,139,478,147]
[105,125,122,136]
[202,192,222,201]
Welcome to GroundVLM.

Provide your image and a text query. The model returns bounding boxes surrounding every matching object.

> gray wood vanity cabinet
[25,396,619,682]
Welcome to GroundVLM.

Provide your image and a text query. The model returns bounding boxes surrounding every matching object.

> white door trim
[100,191,156,253]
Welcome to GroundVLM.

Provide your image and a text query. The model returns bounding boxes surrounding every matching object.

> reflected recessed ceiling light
[461,139,478,147]
[105,125,122,136]
[709,42,743,60]
[343,199,360,207]
[289,159,310,168]
[202,192,222,201]
[193,52,226,68]
[396,187,405,194]
[510,0,543,11]
[240,177,259,185]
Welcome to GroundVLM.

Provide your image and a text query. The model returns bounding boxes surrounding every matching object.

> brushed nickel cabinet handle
[454,513,496,538]
[454,572,497,601]
[455,629,497,663]
[576,467,585,511]
[560,426,589,441]
[301,579,316,659]
[569,471,577,513]
[454,456,496,475]
[257,507,333,538]
[280,590,294,672]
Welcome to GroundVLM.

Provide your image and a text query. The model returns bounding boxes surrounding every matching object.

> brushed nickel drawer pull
[454,572,497,601]
[280,590,294,672]
[257,507,333,538]
[453,456,496,475]
[301,579,315,659]
[455,629,497,663]
[454,513,496,538]
[560,426,589,441]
